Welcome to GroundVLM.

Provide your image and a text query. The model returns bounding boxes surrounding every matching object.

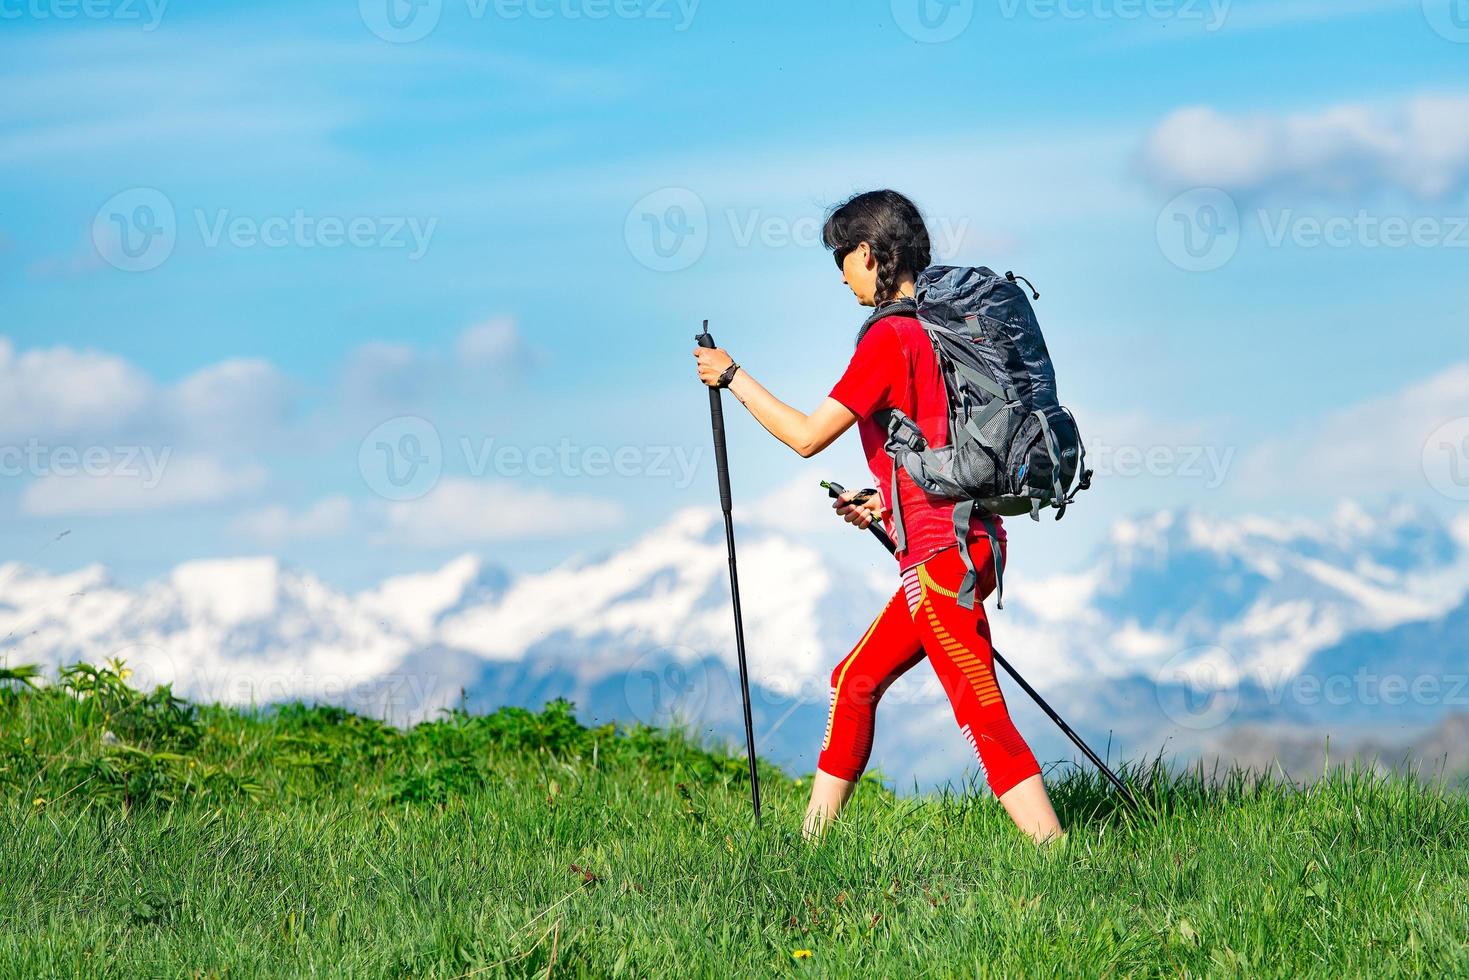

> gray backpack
[864,265,1092,610]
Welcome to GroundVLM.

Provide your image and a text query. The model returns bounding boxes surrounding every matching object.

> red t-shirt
[829,313,1005,571]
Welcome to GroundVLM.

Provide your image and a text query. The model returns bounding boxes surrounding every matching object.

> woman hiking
[693,189,1064,845]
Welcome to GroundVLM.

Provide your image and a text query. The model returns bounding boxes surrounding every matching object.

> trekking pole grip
[696,323,734,515]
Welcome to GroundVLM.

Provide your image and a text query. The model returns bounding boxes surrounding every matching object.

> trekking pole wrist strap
[716,362,741,388]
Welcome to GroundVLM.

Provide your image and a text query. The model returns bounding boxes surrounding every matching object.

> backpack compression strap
[952,501,1006,611]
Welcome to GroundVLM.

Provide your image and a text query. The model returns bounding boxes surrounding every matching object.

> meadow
[2,660,1466,978]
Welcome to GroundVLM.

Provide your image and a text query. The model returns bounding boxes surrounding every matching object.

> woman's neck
[882,277,916,304]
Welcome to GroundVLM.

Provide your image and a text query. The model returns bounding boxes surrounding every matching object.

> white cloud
[1141,93,1469,200]
[340,341,428,407]
[456,317,531,369]
[232,495,355,544]
[737,467,843,533]
[341,319,533,407]
[167,358,293,444]
[379,478,623,548]
[1,318,523,472]
[22,455,267,517]
[1238,362,1469,497]
[0,337,294,449]
[0,336,153,440]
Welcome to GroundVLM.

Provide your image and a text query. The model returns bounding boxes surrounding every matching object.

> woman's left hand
[693,346,735,387]
[833,489,884,529]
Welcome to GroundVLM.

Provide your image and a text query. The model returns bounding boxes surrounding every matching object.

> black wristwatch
[716,362,741,388]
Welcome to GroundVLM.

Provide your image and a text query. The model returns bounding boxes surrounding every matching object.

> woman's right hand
[832,489,884,529]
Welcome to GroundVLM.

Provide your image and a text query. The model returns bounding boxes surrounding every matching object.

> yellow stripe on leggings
[823,593,896,750]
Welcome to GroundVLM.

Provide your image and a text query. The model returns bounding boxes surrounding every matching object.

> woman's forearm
[727,369,856,458]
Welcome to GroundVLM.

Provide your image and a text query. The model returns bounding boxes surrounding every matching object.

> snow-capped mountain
[1009,501,1469,688]
[0,509,885,731]
[3,502,1466,791]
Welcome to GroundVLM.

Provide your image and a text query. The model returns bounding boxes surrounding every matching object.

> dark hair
[822,189,932,307]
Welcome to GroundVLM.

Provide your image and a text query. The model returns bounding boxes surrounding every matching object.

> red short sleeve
[828,320,904,420]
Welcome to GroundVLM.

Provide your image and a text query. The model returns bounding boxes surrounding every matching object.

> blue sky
[2,0,1467,588]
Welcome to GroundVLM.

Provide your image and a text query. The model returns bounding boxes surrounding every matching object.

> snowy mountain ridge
[2,503,1465,766]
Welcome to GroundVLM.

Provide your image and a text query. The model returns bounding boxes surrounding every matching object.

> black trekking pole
[823,480,1139,812]
[696,322,762,823]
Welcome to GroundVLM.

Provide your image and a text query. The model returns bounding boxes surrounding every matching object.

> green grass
[2,660,1467,978]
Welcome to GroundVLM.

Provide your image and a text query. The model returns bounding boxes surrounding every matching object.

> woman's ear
[857,241,875,269]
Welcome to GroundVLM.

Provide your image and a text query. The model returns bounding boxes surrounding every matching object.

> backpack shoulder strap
[855,298,918,345]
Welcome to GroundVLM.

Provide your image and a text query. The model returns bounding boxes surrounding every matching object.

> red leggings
[816,537,1042,798]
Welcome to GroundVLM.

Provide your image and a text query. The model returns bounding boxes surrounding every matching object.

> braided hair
[822,189,933,309]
